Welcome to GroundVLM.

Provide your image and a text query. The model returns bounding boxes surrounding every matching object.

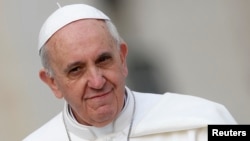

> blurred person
[23,3,237,141]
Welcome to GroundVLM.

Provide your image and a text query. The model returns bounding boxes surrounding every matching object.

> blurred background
[0,0,249,140]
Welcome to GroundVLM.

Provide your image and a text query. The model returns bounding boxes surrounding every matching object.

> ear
[119,42,128,77]
[39,68,63,99]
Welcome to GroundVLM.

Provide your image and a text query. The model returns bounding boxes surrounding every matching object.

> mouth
[85,89,112,101]
[88,93,109,100]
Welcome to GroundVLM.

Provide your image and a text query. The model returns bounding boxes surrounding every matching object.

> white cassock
[23,87,237,141]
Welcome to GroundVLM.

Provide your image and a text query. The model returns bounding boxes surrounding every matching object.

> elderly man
[23,3,236,141]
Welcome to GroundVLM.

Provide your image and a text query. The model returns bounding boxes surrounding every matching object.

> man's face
[44,19,128,127]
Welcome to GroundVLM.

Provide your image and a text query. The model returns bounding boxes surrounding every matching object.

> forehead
[51,19,108,41]
[46,19,113,51]
[45,19,115,64]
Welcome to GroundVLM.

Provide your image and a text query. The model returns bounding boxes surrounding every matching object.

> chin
[93,109,117,127]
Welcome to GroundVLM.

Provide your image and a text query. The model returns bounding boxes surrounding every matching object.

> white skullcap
[38,4,110,53]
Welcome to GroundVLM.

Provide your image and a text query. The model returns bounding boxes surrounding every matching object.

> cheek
[60,79,86,105]
[105,68,127,86]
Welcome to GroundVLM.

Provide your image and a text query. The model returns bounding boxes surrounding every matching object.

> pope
[23,3,237,141]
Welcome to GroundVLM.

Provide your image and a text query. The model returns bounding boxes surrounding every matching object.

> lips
[88,93,108,99]
[85,88,112,100]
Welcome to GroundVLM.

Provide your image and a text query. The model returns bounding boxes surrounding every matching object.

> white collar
[63,87,135,140]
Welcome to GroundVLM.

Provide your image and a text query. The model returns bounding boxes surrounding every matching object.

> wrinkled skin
[39,19,128,127]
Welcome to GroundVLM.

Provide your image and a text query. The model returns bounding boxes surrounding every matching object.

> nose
[87,67,105,89]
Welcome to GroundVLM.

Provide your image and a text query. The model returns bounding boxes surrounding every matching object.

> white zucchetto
[38,4,110,53]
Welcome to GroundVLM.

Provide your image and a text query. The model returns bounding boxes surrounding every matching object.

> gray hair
[39,20,122,77]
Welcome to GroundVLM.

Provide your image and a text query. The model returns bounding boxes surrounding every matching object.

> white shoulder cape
[23,89,236,141]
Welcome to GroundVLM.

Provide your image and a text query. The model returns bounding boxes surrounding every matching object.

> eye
[100,55,111,62]
[68,66,83,77]
[64,61,85,79]
[70,66,80,73]
[97,53,112,65]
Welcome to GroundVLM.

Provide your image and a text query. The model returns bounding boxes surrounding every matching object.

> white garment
[23,87,237,141]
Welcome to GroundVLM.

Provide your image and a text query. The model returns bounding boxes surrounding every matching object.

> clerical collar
[63,87,135,140]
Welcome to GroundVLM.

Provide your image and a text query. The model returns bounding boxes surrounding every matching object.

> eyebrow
[96,52,112,63]
[63,51,113,74]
